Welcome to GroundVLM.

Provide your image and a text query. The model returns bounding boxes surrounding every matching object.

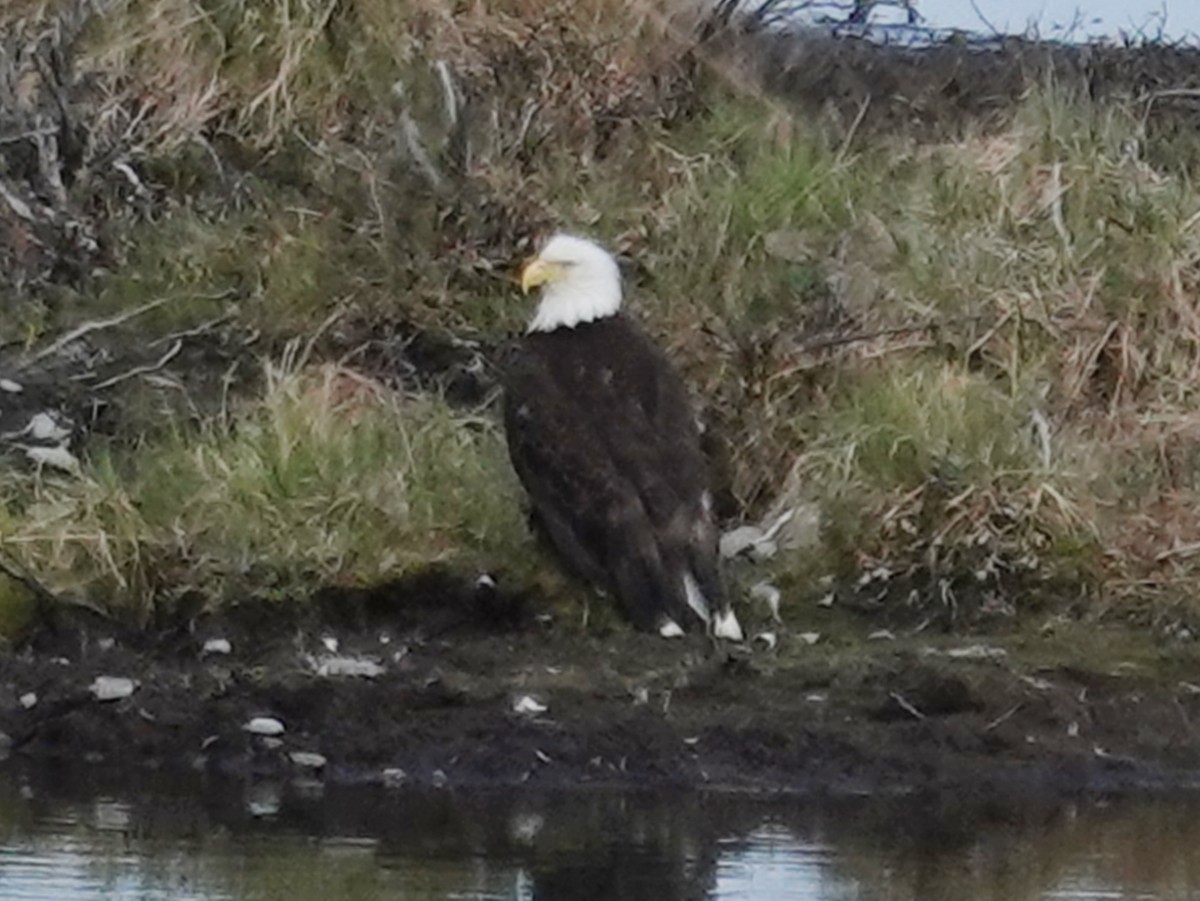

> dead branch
[148,313,235,348]
[22,297,177,367]
[91,340,183,390]
[889,691,927,721]
[767,314,984,382]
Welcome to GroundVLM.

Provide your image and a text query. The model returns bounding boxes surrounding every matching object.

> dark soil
[4,572,1200,800]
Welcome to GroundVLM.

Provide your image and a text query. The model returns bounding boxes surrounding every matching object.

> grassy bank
[2,0,1200,634]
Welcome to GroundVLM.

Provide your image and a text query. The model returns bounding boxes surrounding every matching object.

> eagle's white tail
[712,608,744,641]
[683,572,744,641]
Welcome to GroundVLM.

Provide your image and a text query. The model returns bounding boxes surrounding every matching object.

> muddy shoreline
[1,576,1198,801]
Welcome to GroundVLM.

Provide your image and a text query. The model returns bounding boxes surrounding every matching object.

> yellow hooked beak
[520,258,562,294]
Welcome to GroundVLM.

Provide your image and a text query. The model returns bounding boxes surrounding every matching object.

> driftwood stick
[148,312,235,348]
[23,297,177,367]
[92,340,183,390]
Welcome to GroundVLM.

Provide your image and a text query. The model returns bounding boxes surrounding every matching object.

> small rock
[0,379,23,394]
[261,737,284,750]
[96,637,115,652]
[313,655,385,678]
[90,676,135,701]
[720,508,797,560]
[321,636,339,653]
[476,573,497,589]
[925,644,1008,661]
[631,687,649,706]
[27,412,71,443]
[753,631,778,650]
[245,783,282,818]
[719,525,765,560]
[816,592,835,608]
[289,751,327,770]
[431,768,448,788]
[0,732,11,749]
[381,767,407,788]
[749,581,782,622]
[244,717,285,737]
[797,632,821,646]
[25,444,81,475]
[19,692,36,710]
[202,638,233,656]
[659,619,685,638]
[867,629,896,642]
[513,695,548,716]
[508,812,545,844]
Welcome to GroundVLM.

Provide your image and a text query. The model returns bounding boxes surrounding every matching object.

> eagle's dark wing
[503,341,693,632]
[599,320,730,627]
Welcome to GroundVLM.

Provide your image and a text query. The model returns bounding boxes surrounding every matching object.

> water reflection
[0,763,1197,900]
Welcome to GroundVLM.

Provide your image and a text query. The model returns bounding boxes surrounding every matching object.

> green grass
[0,348,525,624]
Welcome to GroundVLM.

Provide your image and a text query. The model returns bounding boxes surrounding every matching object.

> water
[0,764,1198,900]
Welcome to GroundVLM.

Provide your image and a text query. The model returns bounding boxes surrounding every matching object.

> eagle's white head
[520,233,622,332]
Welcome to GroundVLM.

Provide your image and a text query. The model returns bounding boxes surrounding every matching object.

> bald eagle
[504,234,743,641]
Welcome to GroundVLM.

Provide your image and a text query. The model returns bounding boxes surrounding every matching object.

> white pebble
[753,631,778,650]
[289,751,327,769]
[25,444,80,474]
[0,379,23,393]
[381,767,407,787]
[244,716,285,737]
[513,695,548,716]
[658,619,684,638]
[321,636,339,653]
[313,655,385,678]
[19,692,36,710]
[509,812,545,844]
[27,412,70,442]
[719,525,764,559]
[749,581,782,622]
[90,676,135,701]
[202,637,232,656]
[797,632,821,645]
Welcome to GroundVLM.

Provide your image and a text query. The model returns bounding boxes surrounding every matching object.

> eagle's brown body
[503,313,729,634]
